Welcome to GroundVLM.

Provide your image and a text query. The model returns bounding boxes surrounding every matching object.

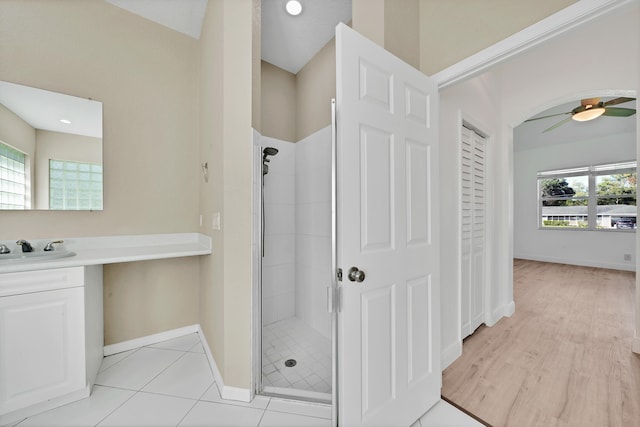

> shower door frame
[252,128,339,413]
[252,141,264,400]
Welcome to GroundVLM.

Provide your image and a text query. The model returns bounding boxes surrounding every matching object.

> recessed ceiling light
[285,0,302,16]
[59,119,72,124]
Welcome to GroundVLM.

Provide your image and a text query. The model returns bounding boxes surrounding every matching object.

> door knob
[348,267,365,283]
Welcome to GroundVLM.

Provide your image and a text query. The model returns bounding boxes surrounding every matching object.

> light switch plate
[212,212,221,230]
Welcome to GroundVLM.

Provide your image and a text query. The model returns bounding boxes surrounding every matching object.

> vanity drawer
[0,267,84,297]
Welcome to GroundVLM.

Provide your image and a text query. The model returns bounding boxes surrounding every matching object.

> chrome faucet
[44,240,64,251]
[16,239,34,252]
[0,244,10,254]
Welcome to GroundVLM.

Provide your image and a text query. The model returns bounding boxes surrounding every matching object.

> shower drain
[284,359,297,367]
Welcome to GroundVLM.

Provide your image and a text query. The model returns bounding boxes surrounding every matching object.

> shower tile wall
[295,127,332,339]
[261,136,296,324]
[260,129,331,332]
[256,128,333,396]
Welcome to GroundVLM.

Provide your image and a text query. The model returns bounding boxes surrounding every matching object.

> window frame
[538,161,637,232]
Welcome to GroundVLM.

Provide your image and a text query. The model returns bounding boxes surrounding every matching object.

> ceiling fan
[525,97,636,132]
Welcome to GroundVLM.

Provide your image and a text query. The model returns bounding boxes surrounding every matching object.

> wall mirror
[0,81,103,210]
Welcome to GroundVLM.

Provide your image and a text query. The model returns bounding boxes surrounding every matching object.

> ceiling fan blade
[543,116,572,132]
[524,112,570,122]
[603,97,636,107]
[581,97,601,106]
[602,107,636,117]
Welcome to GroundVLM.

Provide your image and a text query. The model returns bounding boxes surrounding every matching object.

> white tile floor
[7,333,484,427]
[262,317,331,395]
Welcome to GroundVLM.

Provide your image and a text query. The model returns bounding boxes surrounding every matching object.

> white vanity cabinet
[0,266,103,425]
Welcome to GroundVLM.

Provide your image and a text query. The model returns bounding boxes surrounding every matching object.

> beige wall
[261,37,336,143]
[198,0,225,384]
[295,39,336,141]
[353,0,385,46]
[384,0,420,70]
[352,0,420,70]
[252,0,262,133]
[353,0,576,76]
[419,0,577,75]
[198,0,255,389]
[104,258,200,344]
[261,61,296,142]
[0,0,201,345]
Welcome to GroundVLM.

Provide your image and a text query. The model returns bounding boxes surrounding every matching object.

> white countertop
[0,233,212,274]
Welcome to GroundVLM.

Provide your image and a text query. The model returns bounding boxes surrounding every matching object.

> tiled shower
[254,126,332,402]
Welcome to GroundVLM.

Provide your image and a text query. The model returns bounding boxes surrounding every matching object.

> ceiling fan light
[572,107,605,122]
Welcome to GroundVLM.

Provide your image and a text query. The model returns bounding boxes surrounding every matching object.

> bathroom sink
[0,250,76,264]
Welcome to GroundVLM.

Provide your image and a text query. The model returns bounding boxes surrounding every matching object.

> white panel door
[336,24,440,427]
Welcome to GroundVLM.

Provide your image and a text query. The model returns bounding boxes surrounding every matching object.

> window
[49,159,103,210]
[538,161,636,230]
[0,141,26,209]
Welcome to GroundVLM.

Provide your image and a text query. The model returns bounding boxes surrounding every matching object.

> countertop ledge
[0,233,212,274]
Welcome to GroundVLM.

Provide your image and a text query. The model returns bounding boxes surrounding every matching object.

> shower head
[263,147,279,157]
[262,147,279,176]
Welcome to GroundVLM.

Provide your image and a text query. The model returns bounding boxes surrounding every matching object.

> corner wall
[261,61,296,142]
[198,0,255,392]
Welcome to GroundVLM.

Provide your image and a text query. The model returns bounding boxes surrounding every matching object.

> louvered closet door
[461,125,485,338]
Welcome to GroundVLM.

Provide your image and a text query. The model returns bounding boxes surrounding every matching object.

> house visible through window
[49,159,103,210]
[538,161,636,230]
[0,141,27,209]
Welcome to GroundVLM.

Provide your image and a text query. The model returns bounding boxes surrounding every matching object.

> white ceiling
[104,0,208,39]
[0,81,102,139]
[515,97,637,152]
[261,0,352,74]
[104,0,352,75]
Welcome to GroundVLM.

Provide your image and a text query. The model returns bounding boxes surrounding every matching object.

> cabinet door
[0,287,86,415]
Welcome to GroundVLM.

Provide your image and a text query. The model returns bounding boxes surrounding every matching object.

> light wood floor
[442,259,640,427]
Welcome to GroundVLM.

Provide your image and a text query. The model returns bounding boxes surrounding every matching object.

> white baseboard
[221,386,252,402]
[196,325,251,403]
[486,301,515,327]
[105,325,252,403]
[441,340,462,371]
[514,254,635,272]
[439,301,516,372]
[103,325,200,356]
[633,337,640,355]
[504,301,515,317]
